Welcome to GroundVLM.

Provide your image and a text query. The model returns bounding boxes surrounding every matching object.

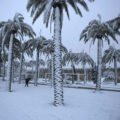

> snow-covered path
[0,81,120,120]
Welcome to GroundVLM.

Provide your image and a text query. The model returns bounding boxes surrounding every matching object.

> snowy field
[31,78,120,91]
[0,80,120,120]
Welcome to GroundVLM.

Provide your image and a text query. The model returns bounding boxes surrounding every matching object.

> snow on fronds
[103,46,120,64]
[80,18,117,45]
[44,0,53,27]
[27,0,92,26]
[77,51,95,66]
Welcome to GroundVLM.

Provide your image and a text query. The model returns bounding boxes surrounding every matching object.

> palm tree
[80,18,117,91]
[6,37,24,83]
[77,51,94,84]
[3,36,21,82]
[63,51,79,84]
[103,46,120,85]
[0,13,35,92]
[27,0,94,106]
[12,60,20,82]
[26,36,48,86]
[18,41,34,84]
[1,34,21,81]
[37,59,45,79]
[107,15,120,36]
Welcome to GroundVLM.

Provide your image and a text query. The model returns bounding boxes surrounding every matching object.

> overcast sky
[0,0,120,67]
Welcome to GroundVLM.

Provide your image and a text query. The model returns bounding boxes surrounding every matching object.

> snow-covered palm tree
[63,51,79,84]
[47,59,52,73]
[0,13,35,92]
[80,18,117,91]
[18,41,34,84]
[103,46,120,85]
[38,59,45,78]
[1,36,21,81]
[6,37,27,83]
[27,0,94,106]
[26,36,48,86]
[77,51,94,84]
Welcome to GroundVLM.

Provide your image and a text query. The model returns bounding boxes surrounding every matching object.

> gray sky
[0,0,120,67]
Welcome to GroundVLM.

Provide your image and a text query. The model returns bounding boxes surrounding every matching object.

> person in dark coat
[25,78,31,87]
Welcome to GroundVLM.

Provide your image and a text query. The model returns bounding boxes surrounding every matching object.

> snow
[30,78,120,91]
[0,80,120,120]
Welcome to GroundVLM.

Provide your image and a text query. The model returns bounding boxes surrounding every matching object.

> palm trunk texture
[96,39,102,91]
[114,57,117,85]
[71,61,75,84]
[35,48,39,86]
[7,34,14,92]
[51,53,54,87]
[19,52,23,84]
[53,6,64,106]
[83,64,87,84]
[2,49,5,81]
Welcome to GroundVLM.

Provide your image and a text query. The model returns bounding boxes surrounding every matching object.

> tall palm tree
[0,13,35,92]
[77,51,94,84]
[6,37,24,82]
[12,60,20,82]
[26,36,48,86]
[27,0,94,106]
[63,51,79,84]
[1,35,21,81]
[18,41,34,84]
[103,46,120,85]
[80,18,117,91]
[2,36,21,82]
[38,59,45,77]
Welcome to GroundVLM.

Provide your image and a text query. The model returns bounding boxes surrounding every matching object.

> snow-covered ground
[31,78,120,91]
[0,80,120,120]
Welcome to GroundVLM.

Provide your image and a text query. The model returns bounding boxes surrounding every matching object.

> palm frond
[80,18,117,45]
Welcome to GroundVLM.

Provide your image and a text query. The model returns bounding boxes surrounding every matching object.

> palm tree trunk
[83,64,87,84]
[35,48,39,86]
[7,34,14,92]
[2,48,5,81]
[114,57,117,85]
[12,59,15,83]
[71,61,75,84]
[51,53,54,87]
[96,39,102,91]
[52,36,56,88]
[19,52,23,84]
[2,60,6,81]
[1,32,9,77]
[54,6,64,106]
